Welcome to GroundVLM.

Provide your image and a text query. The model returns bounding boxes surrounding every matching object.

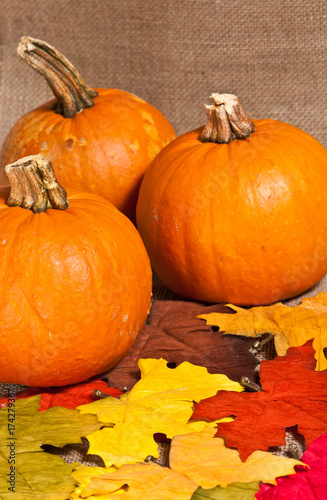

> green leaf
[0,451,76,500]
[191,482,260,499]
[0,395,101,454]
[0,395,102,498]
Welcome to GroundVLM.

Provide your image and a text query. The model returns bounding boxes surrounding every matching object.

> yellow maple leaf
[71,427,302,499]
[198,292,327,370]
[170,427,303,488]
[78,358,242,467]
[70,464,119,499]
[74,462,197,499]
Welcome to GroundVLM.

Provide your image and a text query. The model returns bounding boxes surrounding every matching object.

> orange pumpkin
[0,37,176,222]
[0,155,152,386]
[136,93,327,305]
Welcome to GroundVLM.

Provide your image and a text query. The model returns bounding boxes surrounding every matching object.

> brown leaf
[102,300,258,390]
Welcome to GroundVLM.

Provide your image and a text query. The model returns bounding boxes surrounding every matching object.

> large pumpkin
[0,37,176,222]
[0,155,152,386]
[136,93,327,305]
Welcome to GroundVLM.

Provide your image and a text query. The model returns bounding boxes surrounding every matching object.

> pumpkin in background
[0,37,176,222]
[136,93,327,305]
[0,155,152,387]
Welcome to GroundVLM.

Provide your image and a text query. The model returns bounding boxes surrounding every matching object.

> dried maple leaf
[170,427,302,488]
[70,464,119,500]
[198,292,327,370]
[0,395,102,499]
[74,462,198,499]
[79,358,243,467]
[191,341,327,461]
[72,427,301,499]
[256,433,327,499]
[0,379,122,411]
[103,300,258,390]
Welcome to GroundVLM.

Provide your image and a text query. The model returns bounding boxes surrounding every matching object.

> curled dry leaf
[198,292,327,370]
[191,341,327,461]
[103,300,258,390]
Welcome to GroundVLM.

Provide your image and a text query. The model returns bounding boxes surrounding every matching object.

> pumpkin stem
[17,36,98,118]
[200,93,255,144]
[5,155,69,212]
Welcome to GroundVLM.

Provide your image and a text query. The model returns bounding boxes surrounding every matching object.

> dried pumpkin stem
[17,36,98,118]
[5,155,69,213]
[200,93,255,144]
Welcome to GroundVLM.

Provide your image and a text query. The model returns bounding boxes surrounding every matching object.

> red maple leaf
[191,341,327,461]
[0,379,122,411]
[256,433,327,499]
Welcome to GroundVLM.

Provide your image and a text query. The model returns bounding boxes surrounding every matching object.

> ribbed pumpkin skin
[136,119,327,305]
[0,188,152,386]
[0,89,176,221]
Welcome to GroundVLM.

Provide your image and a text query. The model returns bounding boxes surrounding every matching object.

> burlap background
[1,0,327,303]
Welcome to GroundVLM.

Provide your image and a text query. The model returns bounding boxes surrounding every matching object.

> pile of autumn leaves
[1,295,327,499]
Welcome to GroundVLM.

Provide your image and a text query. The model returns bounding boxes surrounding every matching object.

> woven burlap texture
[1,0,327,144]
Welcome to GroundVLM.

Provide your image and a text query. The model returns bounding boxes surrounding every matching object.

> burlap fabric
[1,0,327,144]
[0,0,326,465]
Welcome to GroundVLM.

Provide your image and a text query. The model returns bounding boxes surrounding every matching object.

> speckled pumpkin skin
[136,119,327,305]
[0,187,152,386]
[0,89,176,221]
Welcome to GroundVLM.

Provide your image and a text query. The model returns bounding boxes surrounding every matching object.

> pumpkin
[0,37,176,222]
[136,93,327,305]
[0,155,152,386]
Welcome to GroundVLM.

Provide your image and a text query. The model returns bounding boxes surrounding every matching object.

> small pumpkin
[0,37,176,222]
[136,93,327,305]
[0,155,152,386]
